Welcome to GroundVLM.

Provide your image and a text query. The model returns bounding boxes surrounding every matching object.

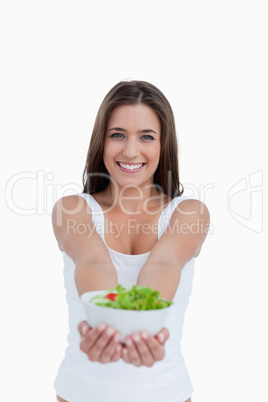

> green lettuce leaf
[91,285,173,310]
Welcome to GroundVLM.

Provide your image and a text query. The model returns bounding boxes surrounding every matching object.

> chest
[102,210,164,255]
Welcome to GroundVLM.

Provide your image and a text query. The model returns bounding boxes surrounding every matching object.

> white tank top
[54,193,197,402]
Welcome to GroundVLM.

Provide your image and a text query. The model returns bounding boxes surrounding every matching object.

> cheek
[103,142,119,161]
[148,144,161,162]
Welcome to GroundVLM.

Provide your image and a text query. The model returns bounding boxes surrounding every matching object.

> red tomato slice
[105,293,117,301]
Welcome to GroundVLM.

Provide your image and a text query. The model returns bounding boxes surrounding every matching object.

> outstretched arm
[52,195,118,294]
[137,199,210,301]
[122,200,210,367]
[52,195,123,363]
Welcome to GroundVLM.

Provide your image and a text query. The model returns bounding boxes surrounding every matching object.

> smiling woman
[81,80,181,198]
[52,80,210,402]
[103,103,161,194]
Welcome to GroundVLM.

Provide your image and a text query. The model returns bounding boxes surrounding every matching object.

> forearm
[75,261,118,296]
[136,263,181,301]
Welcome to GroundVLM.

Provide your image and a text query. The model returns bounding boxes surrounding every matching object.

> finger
[155,327,170,345]
[80,323,107,356]
[92,326,118,361]
[99,331,122,363]
[140,332,165,361]
[125,336,142,367]
[110,341,122,362]
[121,346,131,364]
[78,321,91,337]
[132,333,155,367]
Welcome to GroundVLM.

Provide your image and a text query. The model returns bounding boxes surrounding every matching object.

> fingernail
[116,344,121,352]
[133,334,140,342]
[123,348,128,354]
[81,323,88,336]
[141,332,148,339]
[106,327,115,336]
[158,333,164,343]
[114,333,121,342]
[97,323,106,331]
[126,339,132,346]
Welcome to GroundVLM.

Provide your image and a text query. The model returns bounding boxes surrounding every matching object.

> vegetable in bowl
[90,284,173,310]
[81,285,174,341]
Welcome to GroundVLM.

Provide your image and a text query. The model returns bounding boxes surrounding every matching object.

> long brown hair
[82,80,184,198]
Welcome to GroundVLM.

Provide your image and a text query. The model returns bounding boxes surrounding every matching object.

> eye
[110,133,124,138]
[109,133,155,140]
[141,135,154,140]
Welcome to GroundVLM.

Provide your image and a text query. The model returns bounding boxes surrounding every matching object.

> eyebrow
[107,127,158,135]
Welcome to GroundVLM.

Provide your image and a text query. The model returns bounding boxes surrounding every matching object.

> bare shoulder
[175,198,210,217]
[170,198,210,258]
[146,198,210,267]
[51,195,93,251]
[52,194,92,220]
[52,195,88,237]
[171,198,210,240]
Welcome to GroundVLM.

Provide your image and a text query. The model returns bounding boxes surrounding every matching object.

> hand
[78,321,122,363]
[121,327,169,367]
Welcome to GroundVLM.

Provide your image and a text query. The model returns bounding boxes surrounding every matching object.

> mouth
[116,162,146,173]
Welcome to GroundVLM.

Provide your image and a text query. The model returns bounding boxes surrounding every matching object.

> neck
[103,183,165,214]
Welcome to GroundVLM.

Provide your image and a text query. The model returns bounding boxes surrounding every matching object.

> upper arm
[146,199,210,269]
[51,195,112,266]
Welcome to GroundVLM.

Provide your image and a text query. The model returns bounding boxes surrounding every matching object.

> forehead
[107,104,161,132]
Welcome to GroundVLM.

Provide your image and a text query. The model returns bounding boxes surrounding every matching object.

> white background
[1,1,267,401]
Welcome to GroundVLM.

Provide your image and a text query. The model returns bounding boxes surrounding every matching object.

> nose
[122,137,140,159]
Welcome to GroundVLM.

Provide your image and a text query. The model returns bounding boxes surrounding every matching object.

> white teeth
[118,163,144,170]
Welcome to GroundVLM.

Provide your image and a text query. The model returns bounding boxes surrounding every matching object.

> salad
[90,284,173,310]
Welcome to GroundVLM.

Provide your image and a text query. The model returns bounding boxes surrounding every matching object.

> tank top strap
[76,193,106,242]
[158,196,199,239]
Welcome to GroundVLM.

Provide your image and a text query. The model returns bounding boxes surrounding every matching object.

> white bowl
[80,290,173,342]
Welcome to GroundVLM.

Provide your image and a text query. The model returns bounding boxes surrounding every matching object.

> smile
[116,162,146,173]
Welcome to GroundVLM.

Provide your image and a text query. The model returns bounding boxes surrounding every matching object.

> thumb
[156,327,169,344]
[78,321,90,337]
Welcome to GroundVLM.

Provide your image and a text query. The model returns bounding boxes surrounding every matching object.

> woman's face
[103,104,161,191]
